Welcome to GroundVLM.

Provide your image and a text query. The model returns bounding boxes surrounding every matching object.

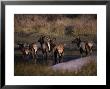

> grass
[14,14,97,38]
[14,59,97,76]
[77,59,97,76]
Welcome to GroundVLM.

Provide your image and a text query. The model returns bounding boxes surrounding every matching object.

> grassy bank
[14,59,97,76]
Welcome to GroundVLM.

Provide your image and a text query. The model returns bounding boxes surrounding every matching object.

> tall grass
[14,14,97,38]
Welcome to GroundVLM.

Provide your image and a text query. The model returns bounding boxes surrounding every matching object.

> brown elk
[38,35,52,62]
[72,36,93,57]
[17,43,30,60]
[17,42,38,63]
[53,43,64,64]
[29,43,38,64]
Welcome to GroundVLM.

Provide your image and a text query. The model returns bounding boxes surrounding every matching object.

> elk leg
[61,56,63,63]
[32,53,35,64]
[58,57,60,63]
[86,50,88,56]
[36,52,38,63]
[45,52,48,64]
[54,55,57,64]
[35,58,37,64]
[54,52,58,64]
[42,54,44,63]
[34,54,36,64]
[42,50,45,63]
[59,55,62,63]
[80,48,83,57]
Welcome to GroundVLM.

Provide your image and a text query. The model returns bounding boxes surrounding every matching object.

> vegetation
[14,59,97,76]
[14,14,97,42]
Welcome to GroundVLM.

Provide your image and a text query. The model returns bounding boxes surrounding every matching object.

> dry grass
[77,59,97,76]
[14,14,97,39]
[14,59,97,76]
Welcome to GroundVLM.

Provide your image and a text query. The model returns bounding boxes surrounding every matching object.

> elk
[17,43,30,60]
[53,43,64,64]
[72,36,93,57]
[38,35,51,62]
[29,43,38,64]
[17,42,38,63]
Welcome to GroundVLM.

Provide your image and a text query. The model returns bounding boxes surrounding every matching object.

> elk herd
[16,35,94,65]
